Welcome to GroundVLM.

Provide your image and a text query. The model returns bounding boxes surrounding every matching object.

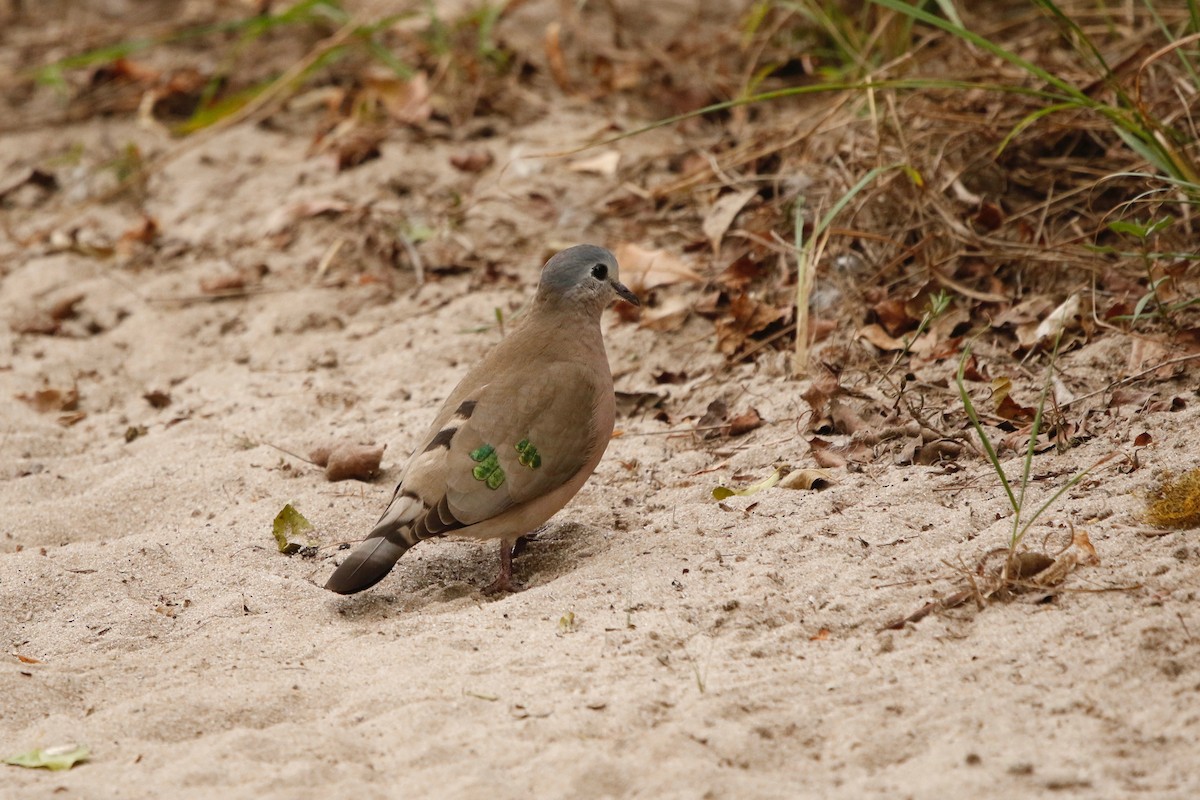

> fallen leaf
[263,199,351,236]
[4,744,90,771]
[272,503,313,555]
[0,166,58,201]
[362,71,432,125]
[712,468,782,500]
[1145,468,1200,529]
[568,150,620,176]
[18,385,79,414]
[544,20,571,92]
[715,292,789,356]
[1072,529,1100,565]
[450,149,494,173]
[808,436,873,468]
[778,468,836,490]
[728,407,764,436]
[1033,293,1080,342]
[331,125,386,171]
[638,296,692,332]
[199,273,249,294]
[614,243,704,294]
[702,188,757,255]
[323,444,385,482]
[992,377,1035,422]
[143,389,172,409]
[10,294,85,335]
[857,323,907,352]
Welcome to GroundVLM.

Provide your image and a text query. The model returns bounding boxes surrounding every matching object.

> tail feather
[324,536,411,595]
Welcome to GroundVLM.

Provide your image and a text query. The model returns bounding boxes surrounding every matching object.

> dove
[325,244,639,595]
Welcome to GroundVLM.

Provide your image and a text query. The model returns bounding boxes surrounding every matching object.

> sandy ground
[3,7,1200,797]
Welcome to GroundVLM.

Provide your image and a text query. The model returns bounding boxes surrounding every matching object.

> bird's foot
[482,574,522,595]
[482,538,522,595]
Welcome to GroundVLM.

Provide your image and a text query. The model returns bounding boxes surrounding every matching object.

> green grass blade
[956,341,1019,514]
[868,0,1093,105]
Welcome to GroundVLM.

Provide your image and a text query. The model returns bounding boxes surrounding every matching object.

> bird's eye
[591,263,608,280]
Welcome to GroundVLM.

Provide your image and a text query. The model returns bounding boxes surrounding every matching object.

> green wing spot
[470,444,505,489]
[515,438,542,469]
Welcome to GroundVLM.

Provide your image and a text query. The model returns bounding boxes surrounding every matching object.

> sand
[3,8,1200,797]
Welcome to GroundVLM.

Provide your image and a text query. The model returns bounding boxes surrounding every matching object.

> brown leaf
[615,243,704,294]
[638,296,692,332]
[808,437,872,468]
[717,253,770,291]
[1072,529,1100,565]
[615,390,667,417]
[362,71,432,125]
[0,167,58,201]
[778,468,836,490]
[544,21,572,92]
[715,293,788,356]
[568,150,620,176]
[450,149,494,173]
[11,294,85,335]
[728,407,764,436]
[199,273,249,294]
[995,393,1036,423]
[143,389,172,409]
[18,386,79,413]
[332,126,386,171]
[263,199,351,236]
[697,398,728,437]
[872,298,915,337]
[702,188,757,255]
[857,323,907,352]
[974,201,1004,231]
[118,215,158,248]
[992,377,1035,422]
[324,444,385,482]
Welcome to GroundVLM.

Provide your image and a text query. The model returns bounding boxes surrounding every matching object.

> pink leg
[483,538,521,594]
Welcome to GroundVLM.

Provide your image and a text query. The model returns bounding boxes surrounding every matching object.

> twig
[1061,353,1200,408]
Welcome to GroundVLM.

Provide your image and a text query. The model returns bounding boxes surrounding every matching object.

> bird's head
[536,244,640,313]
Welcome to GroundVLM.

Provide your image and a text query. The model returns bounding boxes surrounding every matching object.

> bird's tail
[324,535,412,595]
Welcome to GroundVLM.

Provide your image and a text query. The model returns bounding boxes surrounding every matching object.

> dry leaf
[362,71,432,125]
[18,386,79,413]
[1034,293,1080,342]
[450,149,494,172]
[568,150,620,176]
[638,296,692,332]
[263,199,351,236]
[857,323,907,352]
[715,293,788,356]
[1072,529,1100,565]
[778,468,836,490]
[199,273,249,294]
[728,407,764,436]
[702,188,757,255]
[614,243,704,294]
[324,443,385,482]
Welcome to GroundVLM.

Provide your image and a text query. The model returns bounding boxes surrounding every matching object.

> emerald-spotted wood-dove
[324,245,638,595]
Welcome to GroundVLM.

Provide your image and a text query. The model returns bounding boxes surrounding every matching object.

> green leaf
[272,503,313,555]
[713,468,783,500]
[5,744,90,771]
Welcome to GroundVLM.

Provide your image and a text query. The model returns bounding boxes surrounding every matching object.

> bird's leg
[483,538,521,594]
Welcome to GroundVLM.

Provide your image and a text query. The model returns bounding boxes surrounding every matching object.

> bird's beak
[612,280,640,307]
